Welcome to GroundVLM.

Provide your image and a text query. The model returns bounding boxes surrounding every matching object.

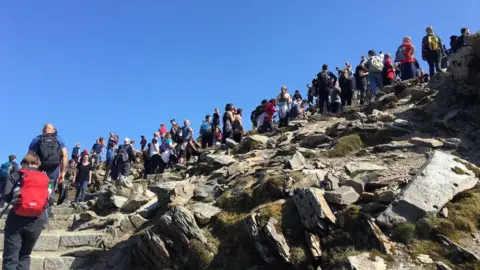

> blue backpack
[200,122,212,135]
[0,162,13,177]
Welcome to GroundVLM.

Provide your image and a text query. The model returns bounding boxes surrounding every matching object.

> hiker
[170,120,182,144]
[251,100,268,131]
[140,136,147,151]
[360,56,368,69]
[91,138,104,165]
[200,115,214,149]
[396,36,417,80]
[306,84,315,107]
[213,108,221,127]
[293,90,303,101]
[148,132,162,174]
[115,138,136,181]
[450,35,460,54]
[329,86,342,113]
[339,69,354,109]
[422,26,445,77]
[379,51,385,61]
[159,124,168,142]
[315,64,337,114]
[1,154,50,270]
[130,140,136,150]
[107,132,119,150]
[222,104,235,143]
[73,153,92,203]
[28,123,67,204]
[260,99,277,133]
[142,143,151,178]
[179,120,195,164]
[366,50,384,99]
[213,126,223,146]
[354,62,369,105]
[0,155,19,208]
[161,133,177,172]
[383,54,395,86]
[277,86,292,127]
[290,99,308,120]
[105,146,115,181]
[71,143,80,162]
[458,28,471,50]
[233,108,244,143]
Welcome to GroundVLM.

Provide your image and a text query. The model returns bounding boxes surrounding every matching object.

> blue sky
[0,0,479,160]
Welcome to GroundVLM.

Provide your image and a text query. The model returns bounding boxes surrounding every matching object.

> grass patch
[290,247,309,268]
[187,239,215,269]
[445,187,480,233]
[215,190,255,212]
[453,157,480,178]
[327,134,364,158]
[391,222,416,244]
[451,166,468,175]
[416,216,457,239]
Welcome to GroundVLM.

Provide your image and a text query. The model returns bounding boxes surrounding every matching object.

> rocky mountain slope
[3,33,480,270]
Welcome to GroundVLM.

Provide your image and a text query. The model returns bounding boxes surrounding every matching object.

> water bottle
[48,182,53,195]
[12,186,21,201]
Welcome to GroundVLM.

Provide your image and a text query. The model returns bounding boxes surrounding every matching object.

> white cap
[124,137,130,143]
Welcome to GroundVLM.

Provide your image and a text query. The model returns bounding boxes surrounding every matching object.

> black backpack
[38,134,62,168]
[317,72,331,89]
[116,145,130,163]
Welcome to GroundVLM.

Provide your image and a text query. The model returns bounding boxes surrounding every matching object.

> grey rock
[377,151,479,227]
[347,253,387,270]
[300,134,332,148]
[305,231,322,259]
[393,118,410,127]
[170,182,195,206]
[324,186,360,206]
[440,207,449,218]
[157,206,207,245]
[121,195,150,213]
[193,184,217,201]
[324,173,340,191]
[371,92,398,111]
[245,213,277,264]
[435,261,453,270]
[113,195,128,208]
[437,234,480,263]
[263,218,291,263]
[344,162,387,176]
[235,135,269,154]
[344,173,377,194]
[374,190,397,203]
[206,154,237,167]
[443,138,462,149]
[409,137,444,148]
[293,188,336,236]
[450,46,474,81]
[362,202,388,212]
[149,180,189,202]
[190,202,222,225]
[288,151,306,171]
[129,214,148,229]
[225,138,238,148]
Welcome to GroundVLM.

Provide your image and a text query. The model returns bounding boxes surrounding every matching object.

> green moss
[187,239,214,269]
[453,157,480,178]
[416,216,456,239]
[322,246,363,267]
[290,247,308,267]
[215,190,255,212]
[391,222,416,244]
[445,187,480,233]
[368,249,394,263]
[451,166,468,175]
[327,134,364,157]
[256,202,283,229]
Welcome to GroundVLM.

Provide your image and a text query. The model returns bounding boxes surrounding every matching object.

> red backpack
[13,170,49,217]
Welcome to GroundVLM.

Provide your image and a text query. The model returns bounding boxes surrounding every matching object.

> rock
[344,173,374,195]
[371,109,395,122]
[227,162,249,176]
[374,190,396,203]
[190,202,222,225]
[363,220,393,255]
[324,173,340,191]
[245,213,277,264]
[236,135,269,154]
[119,214,135,232]
[263,218,290,263]
[437,234,480,263]
[393,119,410,127]
[362,202,388,212]
[225,138,238,148]
[206,154,237,167]
[435,261,453,270]
[410,88,436,102]
[147,172,183,183]
[305,231,322,259]
[291,169,326,191]
[324,186,360,206]
[344,162,387,176]
[193,184,217,201]
[440,207,449,218]
[288,151,306,171]
[133,230,172,268]
[347,253,386,270]
[170,182,195,206]
[443,138,462,149]
[417,254,433,264]
[113,195,128,208]
[157,206,207,245]
[409,137,444,148]
[121,195,150,213]
[371,93,398,111]
[377,151,479,227]
[136,198,161,218]
[79,211,97,222]
[149,180,189,203]
[129,214,148,229]
[300,134,332,148]
[293,188,336,236]
[450,46,475,81]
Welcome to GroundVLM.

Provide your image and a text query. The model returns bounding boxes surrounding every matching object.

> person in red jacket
[383,54,395,86]
[260,99,277,133]
[159,124,168,142]
[398,36,417,80]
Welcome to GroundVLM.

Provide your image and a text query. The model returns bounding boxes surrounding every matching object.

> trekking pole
[0,201,12,220]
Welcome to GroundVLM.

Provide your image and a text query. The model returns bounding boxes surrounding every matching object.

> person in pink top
[159,124,167,142]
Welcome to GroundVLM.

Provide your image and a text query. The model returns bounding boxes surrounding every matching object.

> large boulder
[235,135,269,154]
[293,188,336,236]
[206,154,237,167]
[344,162,387,176]
[121,195,150,213]
[189,202,222,225]
[324,186,360,206]
[377,151,479,227]
[300,134,332,148]
[450,46,475,82]
[170,183,195,206]
[149,180,190,203]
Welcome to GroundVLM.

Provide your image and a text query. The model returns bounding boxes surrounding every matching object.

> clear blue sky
[1,0,479,160]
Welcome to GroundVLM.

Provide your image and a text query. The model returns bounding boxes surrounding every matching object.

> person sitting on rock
[329,86,342,113]
[290,98,308,120]
[293,89,303,101]
[213,125,223,146]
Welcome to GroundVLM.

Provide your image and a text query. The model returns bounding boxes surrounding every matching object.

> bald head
[43,123,55,135]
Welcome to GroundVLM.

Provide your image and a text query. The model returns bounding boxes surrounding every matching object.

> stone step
[0,248,104,270]
[0,219,72,231]
[0,230,104,251]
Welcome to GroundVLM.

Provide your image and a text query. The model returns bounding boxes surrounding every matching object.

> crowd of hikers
[0,26,473,270]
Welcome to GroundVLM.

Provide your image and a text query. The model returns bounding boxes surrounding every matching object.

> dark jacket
[119,144,136,163]
[314,71,338,93]
[355,65,368,88]
[458,35,470,49]
[339,76,354,94]
[422,34,444,59]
